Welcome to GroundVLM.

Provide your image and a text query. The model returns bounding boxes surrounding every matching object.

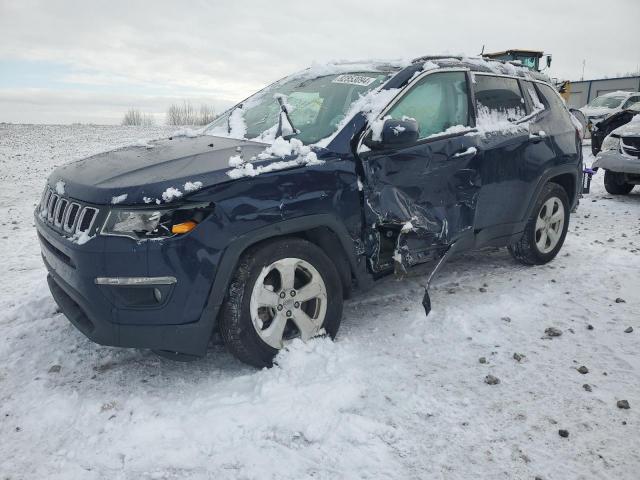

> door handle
[453,146,477,158]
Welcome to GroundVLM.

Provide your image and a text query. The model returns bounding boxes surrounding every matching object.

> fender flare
[198,213,367,337]
[522,164,580,221]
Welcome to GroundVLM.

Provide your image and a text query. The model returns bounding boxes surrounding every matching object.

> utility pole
[581,59,585,81]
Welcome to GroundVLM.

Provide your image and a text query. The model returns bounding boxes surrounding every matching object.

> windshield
[206,72,389,145]
[587,95,625,109]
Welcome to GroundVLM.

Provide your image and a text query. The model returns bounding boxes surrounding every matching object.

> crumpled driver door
[359,132,480,273]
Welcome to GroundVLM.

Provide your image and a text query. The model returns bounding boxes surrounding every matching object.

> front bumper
[593,151,640,175]
[36,214,223,356]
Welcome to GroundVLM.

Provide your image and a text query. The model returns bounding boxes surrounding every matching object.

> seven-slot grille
[39,187,99,235]
[621,136,640,158]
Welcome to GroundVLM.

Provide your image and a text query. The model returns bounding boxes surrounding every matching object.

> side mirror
[365,118,419,150]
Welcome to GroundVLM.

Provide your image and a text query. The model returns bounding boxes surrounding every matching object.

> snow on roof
[600,90,637,98]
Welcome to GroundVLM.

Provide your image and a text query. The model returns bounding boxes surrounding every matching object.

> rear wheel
[219,237,343,368]
[509,182,570,265]
[604,170,634,195]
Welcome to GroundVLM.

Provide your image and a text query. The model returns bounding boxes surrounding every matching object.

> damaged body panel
[36,56,583,361]
[360,132,480,271]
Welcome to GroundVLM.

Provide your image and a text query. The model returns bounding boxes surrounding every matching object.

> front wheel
[604,170,634,195]
[509,182,570,265]
[219,237,343,368]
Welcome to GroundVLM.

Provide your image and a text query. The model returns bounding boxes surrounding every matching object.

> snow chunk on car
[55,181,65,195]
[111,193,128,204]
[226,137,324,179]
[184,181,203,192]
[161,187,183,202]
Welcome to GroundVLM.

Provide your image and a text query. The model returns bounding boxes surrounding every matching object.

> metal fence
[566,76,640,108]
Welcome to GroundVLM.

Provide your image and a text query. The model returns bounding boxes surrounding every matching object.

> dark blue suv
[36,57,583,367]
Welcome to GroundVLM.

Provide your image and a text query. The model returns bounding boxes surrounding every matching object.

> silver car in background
[593,113,640,194]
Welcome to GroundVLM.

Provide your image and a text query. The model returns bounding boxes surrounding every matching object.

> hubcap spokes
[535,197,565,254]
[250,258,327,349]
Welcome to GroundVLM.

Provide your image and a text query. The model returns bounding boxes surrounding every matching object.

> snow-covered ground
[1,124,638,479]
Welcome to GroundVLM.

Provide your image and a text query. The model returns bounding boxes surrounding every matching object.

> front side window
[386,71,470,139]
[206,72,388,145]
[474,74,527,122]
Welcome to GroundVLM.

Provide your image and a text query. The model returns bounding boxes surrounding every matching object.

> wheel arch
[548,172,578,206]
[523,165,580,222]
[198,214,369,338]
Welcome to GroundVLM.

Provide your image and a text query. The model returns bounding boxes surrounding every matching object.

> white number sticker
[332,74,377,86]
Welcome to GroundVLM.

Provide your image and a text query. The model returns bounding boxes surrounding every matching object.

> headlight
[601,135,620,152]
[101,203,212,240]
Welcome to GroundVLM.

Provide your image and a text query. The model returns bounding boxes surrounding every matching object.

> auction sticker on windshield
[332,74,377,86]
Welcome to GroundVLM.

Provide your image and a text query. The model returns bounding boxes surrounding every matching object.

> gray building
[566,76,640,108]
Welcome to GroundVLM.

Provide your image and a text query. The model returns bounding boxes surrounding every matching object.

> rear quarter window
[535,82,574,131]
[473,74,527,122]
[523,81,545,113]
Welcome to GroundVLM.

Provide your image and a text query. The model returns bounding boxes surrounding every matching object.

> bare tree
[199,104,216,125]
[166,101,216,125]
[121,108,155,126]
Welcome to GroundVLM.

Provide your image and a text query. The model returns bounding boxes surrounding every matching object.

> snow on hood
[580,106,615,118]
[226,137,324,179]
[611,113,640,137]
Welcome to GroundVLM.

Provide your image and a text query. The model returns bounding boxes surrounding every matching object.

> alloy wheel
[535,196,565,254]
[249,257,327,349]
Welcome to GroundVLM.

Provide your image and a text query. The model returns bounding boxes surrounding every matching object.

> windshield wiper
[275,94,299,140]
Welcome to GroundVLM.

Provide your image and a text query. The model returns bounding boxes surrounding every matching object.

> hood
[580,106,615,119]
[49,135,271,205]
[612,114,640,137]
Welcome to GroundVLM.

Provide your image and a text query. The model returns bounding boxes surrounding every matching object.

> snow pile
[462,55,534,79]
[170,128,201,139]
[132,138,155,149]
[227,137,325,179]
[475,103,528,135]
[161,187,183,202]
[1,126,639,479]
[70,230,94,245]
[55,180,65,195]
[428,124,471,138]
[184,181,203,192]
[422,60,439,72]
[111,193,128,205]
[316,87,401,147]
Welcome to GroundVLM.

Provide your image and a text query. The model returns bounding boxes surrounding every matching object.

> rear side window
[386,71,470,139]
[535,82,574,131]
[535,83,567,113]
[524,81,545,113]
[473,75,526,122]
[623,96,640,109]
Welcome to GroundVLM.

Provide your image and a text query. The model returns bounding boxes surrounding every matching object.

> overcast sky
[1,0,639,124]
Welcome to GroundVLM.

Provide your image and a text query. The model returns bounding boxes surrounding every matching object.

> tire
[604,170,634,195]
[508,182,570,265]
[219,237,343,368]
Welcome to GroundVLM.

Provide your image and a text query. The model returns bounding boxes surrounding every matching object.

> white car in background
[592,114,640,195]
[580,91,640,134]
